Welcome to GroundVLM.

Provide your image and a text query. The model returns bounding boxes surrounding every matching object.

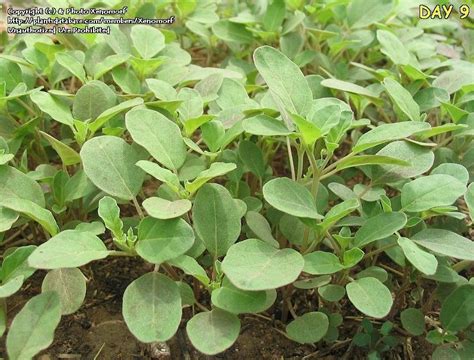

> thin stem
[108,250,135,257]
[363,242,397,259]
[286,137,296,181]
[132,196,145,219]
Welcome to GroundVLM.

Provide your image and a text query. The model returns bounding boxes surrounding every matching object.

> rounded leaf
[143,197,191,219]
[125,108,186,170]
[136,217,195,264]
[400,308,425,336]
[72,80,116,121]
[222,239,304,291]
[440,285,474,332]
[346,277,393,318]
[286,312,329,344]
[211,278,276,314]
[263,178,321,219]
[123,272,181,343]
[80,136,145,200]
[41,268,87,315]
[186,309,240,355]
[193,184,241,257]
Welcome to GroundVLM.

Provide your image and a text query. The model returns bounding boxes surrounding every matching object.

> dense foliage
[0,0,473,358]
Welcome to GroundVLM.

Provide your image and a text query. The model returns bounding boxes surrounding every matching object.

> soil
[0,253,438,360]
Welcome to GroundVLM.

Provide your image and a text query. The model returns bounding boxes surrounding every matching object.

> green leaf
[55,52,86,83]
[186,309,240,355]
[6,292,61,360]
[211,278,276,314]
[126,108,186,170]
[353,122,430,153]
[72,80,116,121]
[167,255,210,286]
[30,91,74,127]
[242,114,291,136]
[263,178,322,219]
[136,160,181,193]
[336,155,409,171]
[185,162,237,195]
[397,237,438,275]
[239,140,265,178]
[93,54,131,79]
[123,272,181,342]
[348,0,393,28]
[400,308,425,336]
[222,239,304,290]
[0,245,37,283]
[320,198,359,231]
[40,131,81,166]
[401,174,466,212]
[263,0,285,31]
[377,30,411,65]
[88,97,144,134]
[291,113,322,146]
[303,251,344,275]
[130,25,165,59]
[254,46,312,117]
[0,275,24,298]
[136,217,194,264]
[412,229,474,261]
[0,207,18,232]
[98,196,123,239]
[383,78,420,122]
[372,141,434,181]
[286,312,329,344]
[466,183,474,221]
[321,78,377,98]
[28,230,108,269]
[318,284,346,302]
[143,197,191,219]
[245,211,279,247]
[193,184,242,257]
[80,136,145,201]
[354,212,407,247]
[440,285,474,332]
[212,20,253,44]
[432,163,469,185]
[41,268,86,315]
[146,78,177,101]
[0,165,44,206]
[0,197,58,236]
[346,277,393,318]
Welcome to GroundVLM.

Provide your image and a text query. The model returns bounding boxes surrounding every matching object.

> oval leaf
[6,292,61,360]
[222,239,304,291]
[123,272,181,342]
[346,277,393,318]
[41,268,86,315]
[80,136,145,201]
[286,312,329,344]
[143,197,191,219]
[125,108,187,170]
[193,184,241,258]
[28,230,109,269]
[263,178,321,219]
[136,217,194,264]
[186,309,240,355]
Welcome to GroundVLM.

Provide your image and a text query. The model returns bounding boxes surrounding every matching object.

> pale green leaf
[123,272,181,342]
[222,239,304,290]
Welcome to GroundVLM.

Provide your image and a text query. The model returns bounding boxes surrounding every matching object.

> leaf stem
[132,196,145,219]
[286,137,296,181]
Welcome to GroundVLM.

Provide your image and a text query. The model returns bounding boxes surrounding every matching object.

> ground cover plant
[0,0,473,358]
